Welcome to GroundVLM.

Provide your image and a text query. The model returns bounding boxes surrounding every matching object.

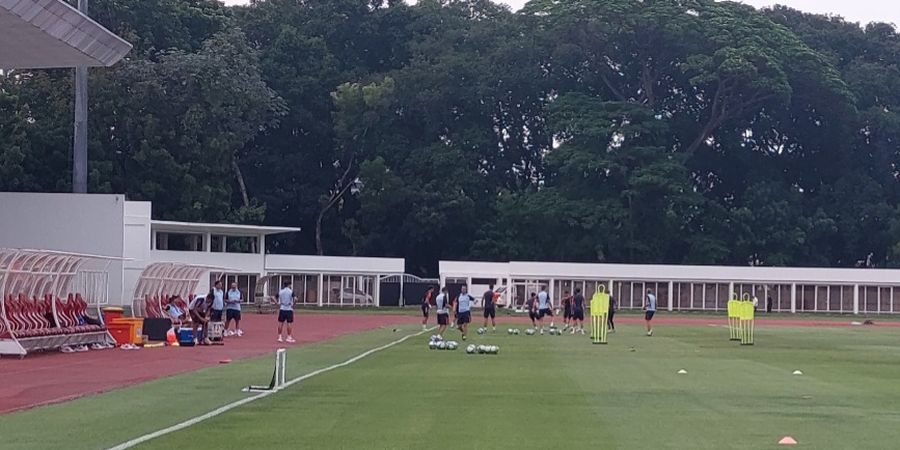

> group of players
[421,284,659,339]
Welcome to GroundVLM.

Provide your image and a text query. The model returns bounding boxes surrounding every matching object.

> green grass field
[5,322,900,449]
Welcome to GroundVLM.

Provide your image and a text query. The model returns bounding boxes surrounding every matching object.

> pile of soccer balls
[466,344,500,355]
[506,328,521,335]
[428,335,459,350]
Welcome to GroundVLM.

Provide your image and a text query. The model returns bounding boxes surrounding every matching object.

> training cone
[778,436,798,445]
[793,370,803,375]
[677,369,687,374]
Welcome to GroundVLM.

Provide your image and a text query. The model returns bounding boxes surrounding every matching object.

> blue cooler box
[178,328,195,346]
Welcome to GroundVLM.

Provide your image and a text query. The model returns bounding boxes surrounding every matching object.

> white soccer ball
[438,341,447,350]
[466,344,476,354]
[428,341,437,349]
[447,342,458,350]
[490,345,499,354]
[513,329,520,335]
[494,346,500,354]
[477,327,486,335]
[507,328,514,334]
[525,329,536,335]
[477,345,487,354]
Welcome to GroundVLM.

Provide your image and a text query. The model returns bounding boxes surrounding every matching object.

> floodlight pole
[72,0,89,194]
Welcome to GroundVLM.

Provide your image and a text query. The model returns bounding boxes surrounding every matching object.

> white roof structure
[151,220,301,237]
[441,260,900,286]
[0,0,131,69]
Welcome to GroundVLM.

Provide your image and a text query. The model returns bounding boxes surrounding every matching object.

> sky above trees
[220,0,899,27]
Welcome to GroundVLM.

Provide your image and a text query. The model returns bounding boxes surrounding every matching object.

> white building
[440,260,900,315]
[0,192,404,308]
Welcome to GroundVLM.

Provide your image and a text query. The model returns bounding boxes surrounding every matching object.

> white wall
[440,260,900,286]
[265,254,404,274]
[0,192,126,303]
[148,250,266,295]
[122,201,152,306]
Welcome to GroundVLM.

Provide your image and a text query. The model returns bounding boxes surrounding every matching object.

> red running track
[0,314,418,414]
[500,315,900,328]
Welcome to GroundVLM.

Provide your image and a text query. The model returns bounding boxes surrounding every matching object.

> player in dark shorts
[455,285,475,340]
[561,290,573,330]
[570,288,586,335]
[644,289,657,336]
[482,285,497,332]
[527,292,538,327]
[421,286,434,331]
[608,294,617,333]
[435,287,450,339]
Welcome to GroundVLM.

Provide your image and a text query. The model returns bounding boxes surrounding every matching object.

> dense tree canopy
[1,0,898,275]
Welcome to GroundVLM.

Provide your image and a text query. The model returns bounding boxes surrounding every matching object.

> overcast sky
[221,0,899,27]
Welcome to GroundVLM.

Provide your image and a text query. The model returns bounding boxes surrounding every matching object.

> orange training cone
[778,436,798,445]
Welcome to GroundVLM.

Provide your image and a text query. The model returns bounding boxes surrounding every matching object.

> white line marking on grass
[107,327,432,450]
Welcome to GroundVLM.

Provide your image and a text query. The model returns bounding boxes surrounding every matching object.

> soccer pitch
[6,321,900,449]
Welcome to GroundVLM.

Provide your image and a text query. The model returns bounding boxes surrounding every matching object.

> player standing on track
[537,286,554,334]
[644,289,657,336]
[277,280,296,343]
[225,282,243,337]
[454,285,475,340]
[482,285,497,332]
[570,288,586,335]
[561,290,573,330]
[421,286,434,331]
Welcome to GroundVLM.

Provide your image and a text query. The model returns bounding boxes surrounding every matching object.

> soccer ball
[513,329,520,335]
[447,341,458,350]
[477,345,487,354]
[428,341,437,350]
[490,345,499,354]
[466,344,476,354]
[507,328,514,334]
[525,329,536,336]
[438,341,447,350]
[477,327,486,335]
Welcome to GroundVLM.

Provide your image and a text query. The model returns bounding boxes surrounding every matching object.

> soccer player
[454,285,475,340]
[482,285,497,332]
[644,288,657,336]
[561,290,573,330]
[421,286,434,331]
[570,287,586,335]
[225,282,243,337]
[607,293,617,333]
[537,286,554,333]
[277,280,296,343]
[210,280,225,323]
[527,292,538,328]
[435,287,450,339]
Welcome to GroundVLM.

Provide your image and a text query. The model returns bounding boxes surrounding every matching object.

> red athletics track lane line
[0,314,419,415]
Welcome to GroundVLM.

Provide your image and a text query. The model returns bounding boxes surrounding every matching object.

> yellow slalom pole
[591,290,610,345]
